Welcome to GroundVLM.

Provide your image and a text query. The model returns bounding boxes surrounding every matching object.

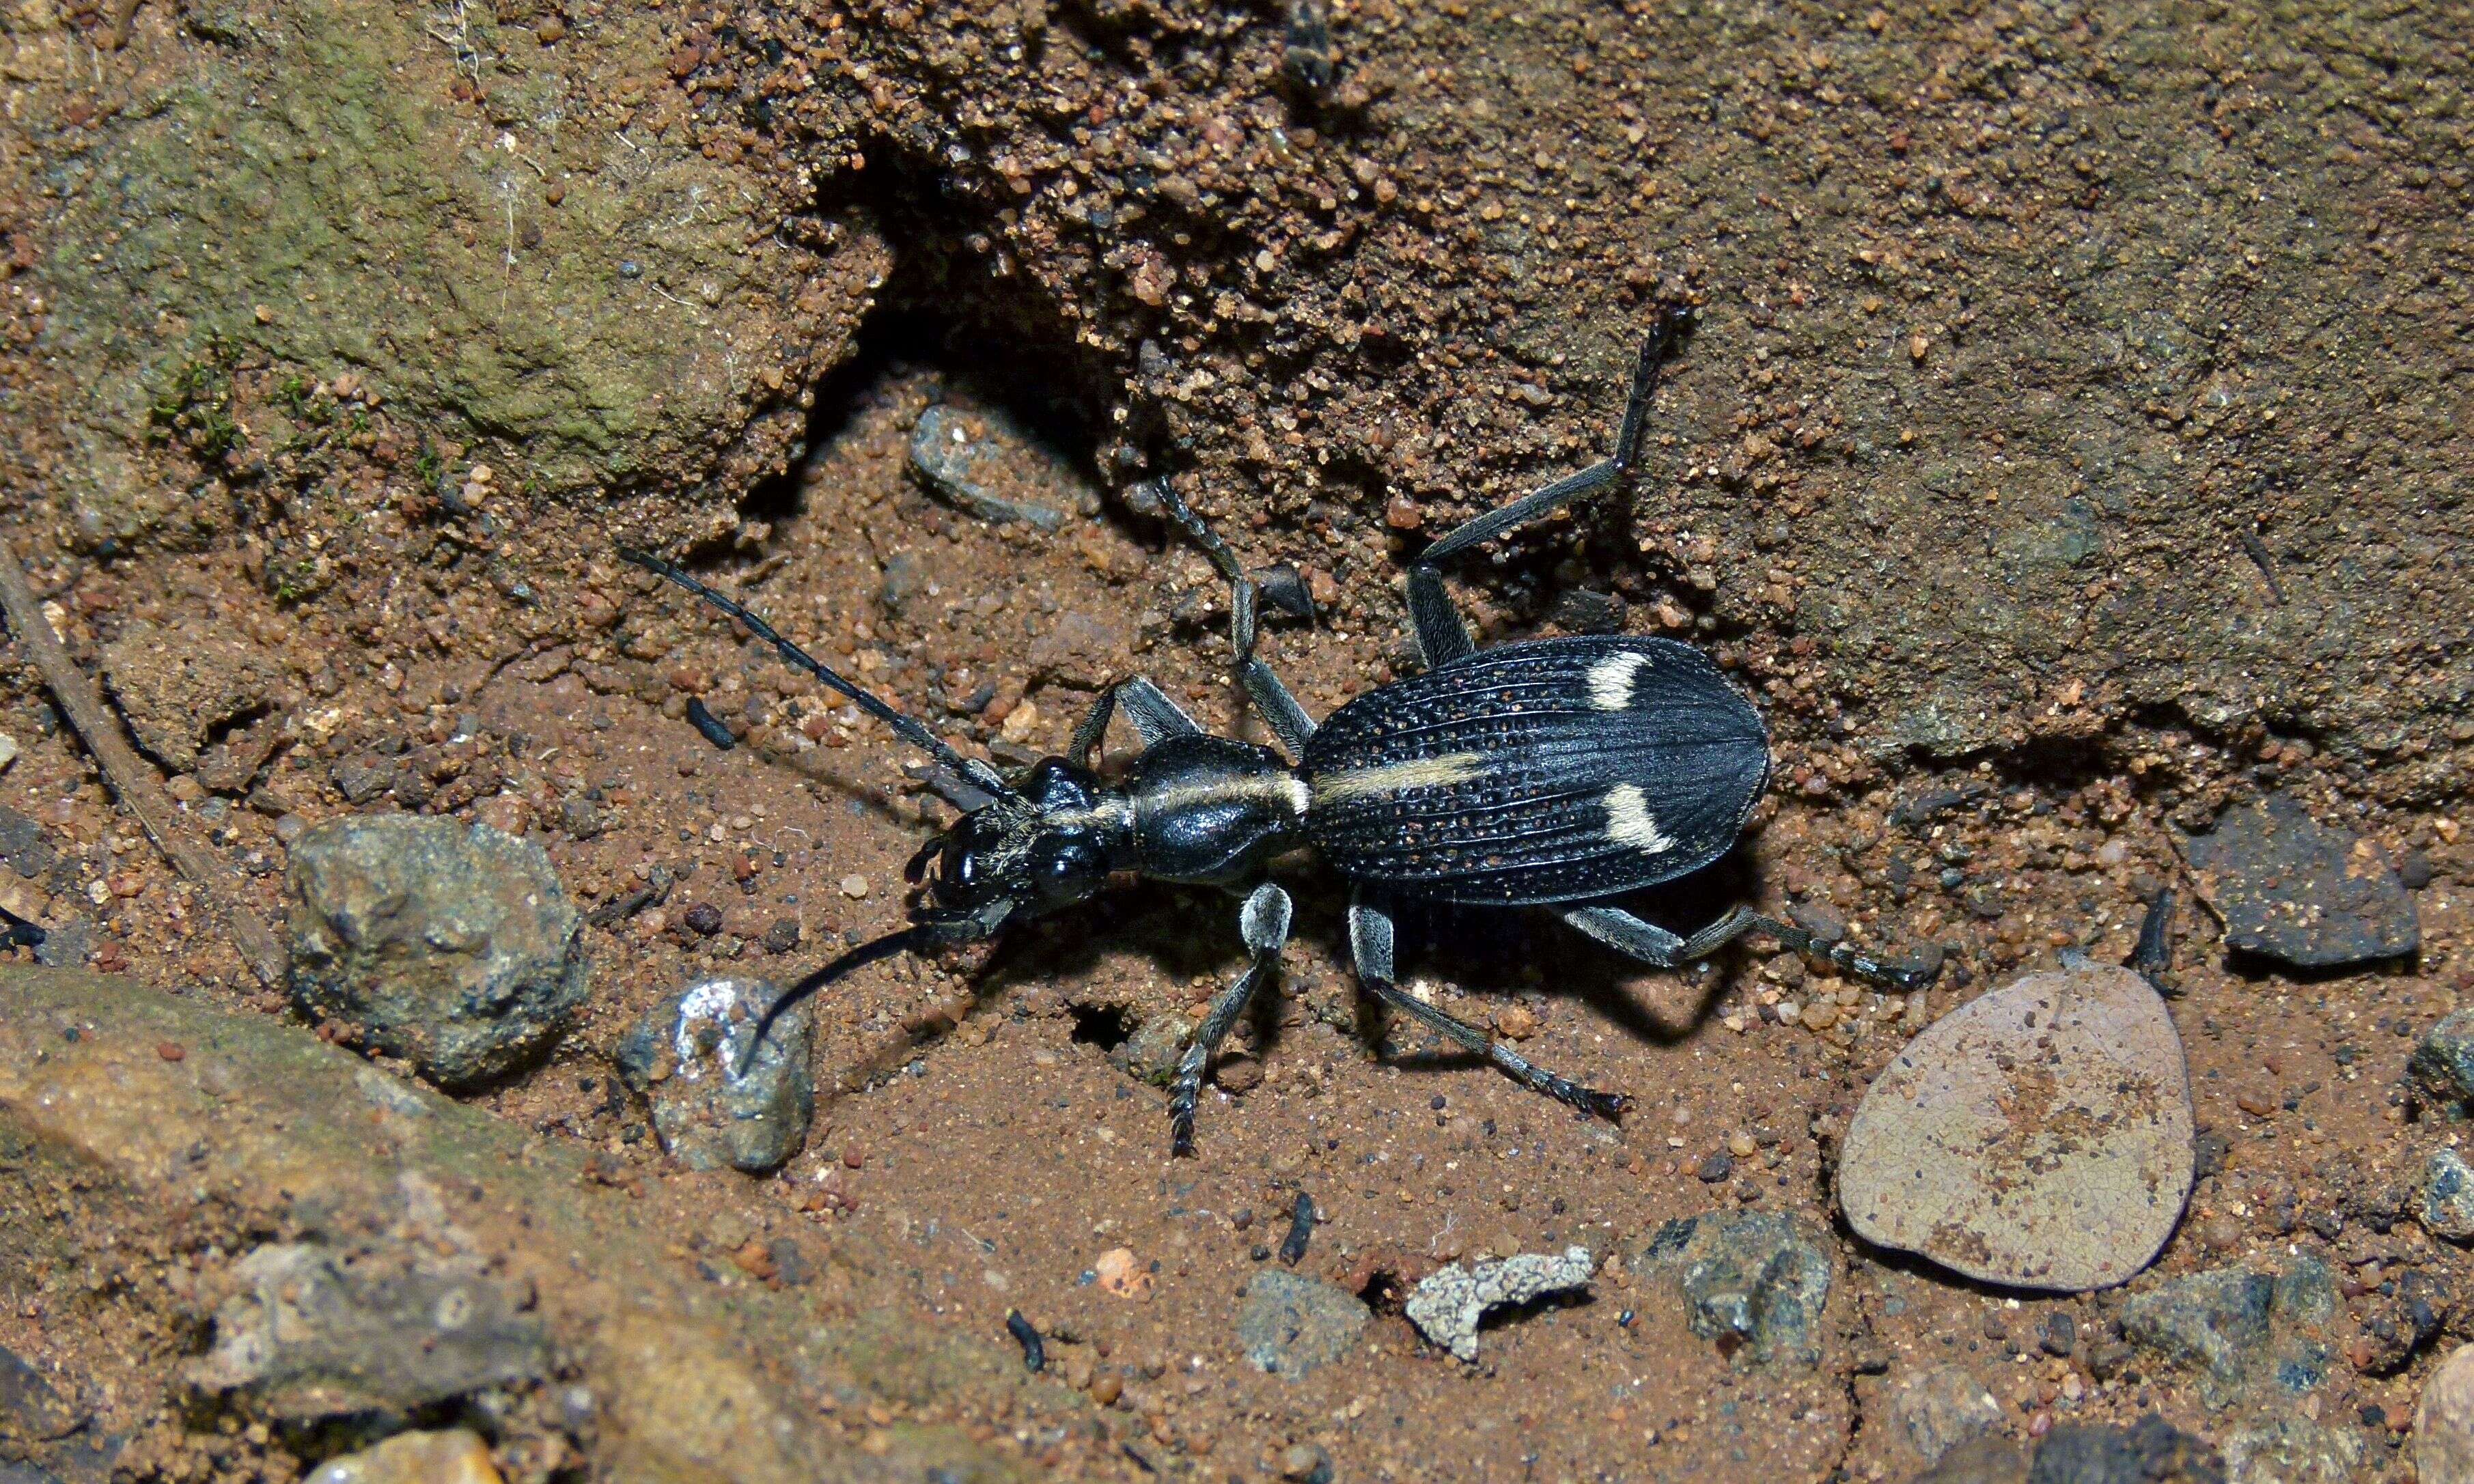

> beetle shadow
[1372,843,1765,1051]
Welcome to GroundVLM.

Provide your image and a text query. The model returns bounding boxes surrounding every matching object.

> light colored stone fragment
[2419,1343,2474,1484]
[307,1427,503,1484]
[1838,964,2194,1291]
[1404,1246,1593,1362]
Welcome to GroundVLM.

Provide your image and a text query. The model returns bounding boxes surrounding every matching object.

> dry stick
[0,539,286,985]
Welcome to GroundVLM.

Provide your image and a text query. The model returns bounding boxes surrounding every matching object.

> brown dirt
[1,0,2471,1479]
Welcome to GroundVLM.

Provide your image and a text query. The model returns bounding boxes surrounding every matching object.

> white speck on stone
[671,978,747,1082]
[1405,1245,1594,1362]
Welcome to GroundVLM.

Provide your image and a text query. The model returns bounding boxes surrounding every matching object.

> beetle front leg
[1348,895,1628,1121]
[1143,480,1319,755]
[1169,881,1292,1157]
[1070,675,1204,768]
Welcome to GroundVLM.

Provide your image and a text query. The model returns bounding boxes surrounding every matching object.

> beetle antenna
[735,922,934,1076]
[618,548,1020,804]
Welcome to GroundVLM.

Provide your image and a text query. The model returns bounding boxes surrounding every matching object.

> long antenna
[735,922,934,1075]
[617,548,1018,802]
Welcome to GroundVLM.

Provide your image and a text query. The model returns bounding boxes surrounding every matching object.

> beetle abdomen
[1299,636,1769,904]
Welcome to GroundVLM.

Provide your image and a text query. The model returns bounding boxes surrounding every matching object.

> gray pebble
[615,977,814,1174]
[1635,1212,1833,1368]
[2411,1011,2474,1109]
[2421,1149,2474,1242]
[287,815,585,1089]
[2119,1257,2339,1411]
[1236,1270,1367,1377]
[908,403,1068,531]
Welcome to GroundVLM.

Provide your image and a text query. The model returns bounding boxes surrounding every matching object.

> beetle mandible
[620,305,1938,1155]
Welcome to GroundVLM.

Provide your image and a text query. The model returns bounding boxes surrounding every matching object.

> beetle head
[911,757,1124,917]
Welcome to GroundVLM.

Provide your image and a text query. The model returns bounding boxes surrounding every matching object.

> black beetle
[620,305,1937,1154]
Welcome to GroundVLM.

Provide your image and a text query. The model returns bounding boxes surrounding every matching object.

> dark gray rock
[0,806,54,880]
[29,922,87,972]
[2186,793,2418,968]
[615,977,814,1174]
[2027,1415,2223,1484]
[2421,1149,2474,1242]
[2119,1257,2339,1411]
[0,1344,80,1444]
[1636,1210,1834,1367]
[2411,1010,2474,1109]
[908,402,1070,531]
[185,1241,548,1421]
[286,815,586,1089]
[1236,1270,1367,1377]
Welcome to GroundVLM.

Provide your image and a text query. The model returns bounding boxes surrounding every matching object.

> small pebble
[840,875,870,899]
[2039,1313,2078,1357]
[1094,1246,1152,1300]
[0,732,17,773]
[156,1042,185,1062]
[682,903,723,936]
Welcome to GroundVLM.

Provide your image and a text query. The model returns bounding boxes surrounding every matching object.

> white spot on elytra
[1587,650,1650,712]
[1603,783,1676,854]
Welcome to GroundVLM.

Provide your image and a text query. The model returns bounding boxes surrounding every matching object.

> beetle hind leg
[1403,305,1691,671]
[1348,895,1629,1121]
[1169,882,1293,1157]
[1565,903,1940,994]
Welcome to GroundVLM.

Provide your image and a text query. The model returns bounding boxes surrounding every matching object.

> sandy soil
[1,0,2470,1479]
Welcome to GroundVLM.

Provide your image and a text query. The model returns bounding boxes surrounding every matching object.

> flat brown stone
[1839,966,2194,1292]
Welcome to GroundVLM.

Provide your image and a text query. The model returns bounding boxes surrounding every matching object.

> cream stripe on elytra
[1310,752,1488,804]
[1602,783,1676,854]
[1137,775,1313,819]
[1586,650,1650,712]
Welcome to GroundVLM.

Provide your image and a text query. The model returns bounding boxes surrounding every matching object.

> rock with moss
[27,0,885,547]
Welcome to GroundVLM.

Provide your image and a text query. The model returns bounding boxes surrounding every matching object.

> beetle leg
[1348,895,1628,1121]
[1567,903,1939,994]
[1404,306,1688,669]
[1070,676,1204,768]
[1145,480,1319,755]
[1170,882,1292,1156]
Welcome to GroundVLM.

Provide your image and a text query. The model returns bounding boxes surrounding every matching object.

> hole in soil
[1357,1268,1405,1317]
[740,186,1124,527]
[1068,1002,1131,1052]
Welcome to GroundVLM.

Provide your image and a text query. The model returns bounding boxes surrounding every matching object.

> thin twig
[0,538,286,985]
